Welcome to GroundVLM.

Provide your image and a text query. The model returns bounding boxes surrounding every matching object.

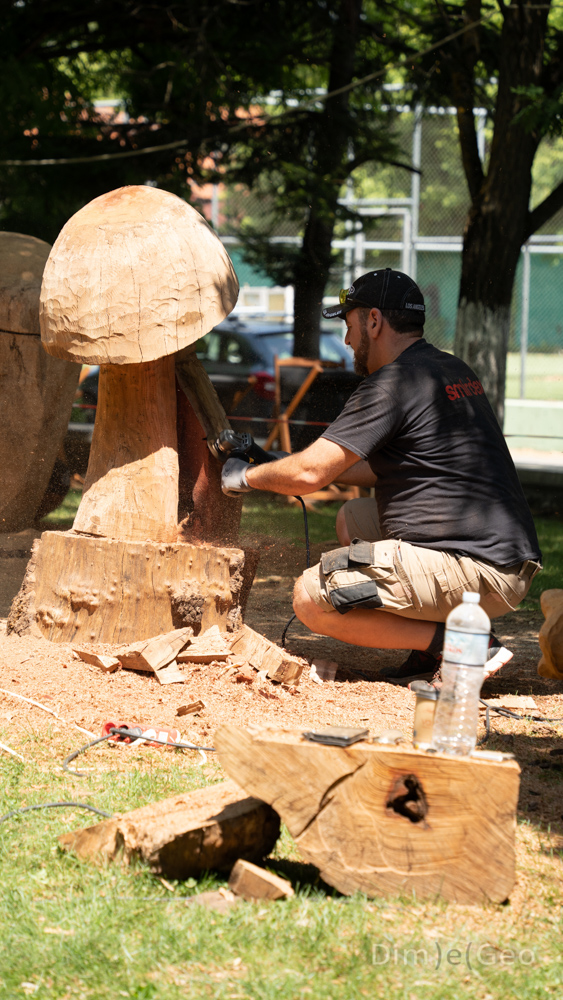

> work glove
[221,457,254,497]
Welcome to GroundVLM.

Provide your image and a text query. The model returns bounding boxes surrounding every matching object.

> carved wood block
[215,726,520,904]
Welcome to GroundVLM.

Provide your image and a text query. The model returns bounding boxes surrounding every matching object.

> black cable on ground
[63,728,216,777]
[281,495,310,649]
[478,698,563,745]
[0,802,112,825]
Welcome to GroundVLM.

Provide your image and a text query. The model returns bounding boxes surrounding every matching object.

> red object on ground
[102,722,181,747]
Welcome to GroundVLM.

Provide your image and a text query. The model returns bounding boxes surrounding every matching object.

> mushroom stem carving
[73,357,179,542]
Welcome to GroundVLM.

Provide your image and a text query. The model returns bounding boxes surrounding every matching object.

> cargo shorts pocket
[319,538,413,615]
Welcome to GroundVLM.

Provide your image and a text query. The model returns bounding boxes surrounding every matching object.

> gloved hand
[221,457,254,497]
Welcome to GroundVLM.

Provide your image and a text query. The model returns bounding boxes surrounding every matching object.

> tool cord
[0,802,112,825]
[281,495,310,648]
[478,699,563,745]
[63,728,216,776]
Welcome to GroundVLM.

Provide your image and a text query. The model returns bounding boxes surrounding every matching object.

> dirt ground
[1,526,563,834]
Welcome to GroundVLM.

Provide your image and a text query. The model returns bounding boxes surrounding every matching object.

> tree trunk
[453,0,549,423]
[292,0,363,357]
[8,529,251,643]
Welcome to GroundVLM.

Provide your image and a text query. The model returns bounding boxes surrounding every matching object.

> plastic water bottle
[432,592,490,756]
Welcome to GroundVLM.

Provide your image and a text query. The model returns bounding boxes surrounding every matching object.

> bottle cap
[462,592,480,604]
[410,680,440,701]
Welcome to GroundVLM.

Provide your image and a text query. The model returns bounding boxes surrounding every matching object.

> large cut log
[8,531,251,643]
[11,186,248,642]
[214,727,520,904]
[0,232,79,531]
[59,779,280,880]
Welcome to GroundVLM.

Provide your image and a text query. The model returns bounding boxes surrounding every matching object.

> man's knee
[293,575,326,626]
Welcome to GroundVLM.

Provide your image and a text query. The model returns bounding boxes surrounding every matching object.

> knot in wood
[386,773,428,824]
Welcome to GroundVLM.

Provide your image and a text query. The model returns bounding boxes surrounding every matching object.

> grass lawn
[1,737,562,1000]
[506,352,563,401]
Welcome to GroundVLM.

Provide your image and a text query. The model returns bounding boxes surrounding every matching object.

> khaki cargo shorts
[302,498,541,622]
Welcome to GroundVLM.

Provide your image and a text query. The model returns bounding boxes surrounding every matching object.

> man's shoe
[380,649,440,686]
[483,633,513,677]
[385,631,513,689]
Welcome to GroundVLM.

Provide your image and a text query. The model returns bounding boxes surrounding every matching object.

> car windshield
[255,332,352,367]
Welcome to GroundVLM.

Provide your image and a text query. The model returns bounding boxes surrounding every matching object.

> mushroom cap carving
[40,186,239,365]
[0,232,51,335]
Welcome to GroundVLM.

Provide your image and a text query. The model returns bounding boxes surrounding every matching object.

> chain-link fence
[192,104,563,403]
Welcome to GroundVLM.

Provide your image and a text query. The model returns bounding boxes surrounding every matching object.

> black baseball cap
[322,267,425,323]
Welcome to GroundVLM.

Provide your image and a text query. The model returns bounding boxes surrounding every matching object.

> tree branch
[525,178,563,238]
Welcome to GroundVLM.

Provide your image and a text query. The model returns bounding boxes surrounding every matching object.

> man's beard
[353,321,370,376]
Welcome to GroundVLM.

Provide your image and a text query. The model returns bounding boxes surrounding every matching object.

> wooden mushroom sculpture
[8,186,250,645]
[40,185,238,543]
[0,232,79,531]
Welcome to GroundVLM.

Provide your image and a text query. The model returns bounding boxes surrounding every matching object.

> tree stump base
[8,530,257,644]
[214,726,521,904]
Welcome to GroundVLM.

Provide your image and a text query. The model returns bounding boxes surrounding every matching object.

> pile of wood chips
[74,623,307,688]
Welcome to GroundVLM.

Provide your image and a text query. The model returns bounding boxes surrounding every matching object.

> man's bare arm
[332,459,376,488]
[245,438,362,495]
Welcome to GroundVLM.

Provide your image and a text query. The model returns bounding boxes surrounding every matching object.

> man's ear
[369,307,383,337]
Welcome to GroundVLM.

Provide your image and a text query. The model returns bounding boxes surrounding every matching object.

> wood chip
[177,651,229,664]
[177,700,206,717]
[155,660,185,685]
[480,695,538,713]
[73,649,121,673]
[228,859,294,901]
[228,625,304,685]
[309,659,338,684]
[234,669,255,685]
[118,628,192,675]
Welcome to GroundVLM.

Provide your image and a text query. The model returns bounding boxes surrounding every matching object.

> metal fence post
[410,105,423,279]
[520,244,531,399]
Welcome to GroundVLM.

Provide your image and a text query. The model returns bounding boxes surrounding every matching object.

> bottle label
[443,628,489,666]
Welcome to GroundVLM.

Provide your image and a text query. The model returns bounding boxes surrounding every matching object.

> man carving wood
[221,268,542,684]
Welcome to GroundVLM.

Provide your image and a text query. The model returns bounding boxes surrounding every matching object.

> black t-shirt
[322,338,541,566]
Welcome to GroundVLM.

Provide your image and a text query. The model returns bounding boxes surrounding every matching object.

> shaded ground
[1,527,563,839]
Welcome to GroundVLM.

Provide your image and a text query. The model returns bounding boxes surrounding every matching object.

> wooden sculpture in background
[538,589,563,679]
[0,232,79,531]
[9,186,255,645]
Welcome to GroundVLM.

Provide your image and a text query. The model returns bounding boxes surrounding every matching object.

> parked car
[65,317,362,471]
